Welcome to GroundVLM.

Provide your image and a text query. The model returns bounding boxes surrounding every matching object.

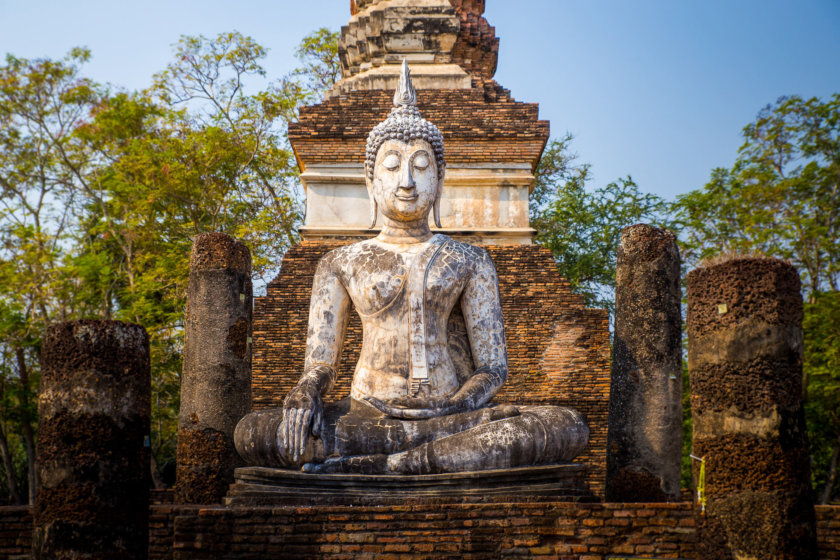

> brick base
[2,503,839,559]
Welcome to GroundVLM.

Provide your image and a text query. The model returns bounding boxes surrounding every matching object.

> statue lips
[395,191,419,202]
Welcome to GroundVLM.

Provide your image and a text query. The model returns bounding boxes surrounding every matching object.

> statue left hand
[364,395,458,419]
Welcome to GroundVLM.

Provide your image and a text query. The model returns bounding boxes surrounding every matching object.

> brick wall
[0,506,30,559]
[251,242,610,497]
[817,505,840,559]
[289,81,549,171]
[2,504,838,558]
[170,502,696,559]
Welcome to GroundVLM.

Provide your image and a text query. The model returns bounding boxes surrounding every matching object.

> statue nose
[399,164,416,189]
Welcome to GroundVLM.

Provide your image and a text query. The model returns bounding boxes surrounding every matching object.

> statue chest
[340,244,469,320]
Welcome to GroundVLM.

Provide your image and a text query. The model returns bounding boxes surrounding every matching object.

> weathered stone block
[688,256,817,560]
[176,232,252,504]
[35,320,150,560]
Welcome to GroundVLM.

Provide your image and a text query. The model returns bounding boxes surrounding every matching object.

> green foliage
[0,48,101,504]
[0,28,340,499]
[804,291,840,503]
[675,95,840,293]
[675,94,840,503]
[532,134,675,316]
[292,28,341,97]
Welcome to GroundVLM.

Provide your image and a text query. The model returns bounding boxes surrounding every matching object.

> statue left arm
[367,248,507,419]
[450,247,508,409]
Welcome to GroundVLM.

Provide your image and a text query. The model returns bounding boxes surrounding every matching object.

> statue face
[369,139,442,223]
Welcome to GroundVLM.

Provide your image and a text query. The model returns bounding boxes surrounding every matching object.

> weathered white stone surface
[327,0,475,98]
[301,163,536,244]
[327,63,471,98]
[339,0,461,78]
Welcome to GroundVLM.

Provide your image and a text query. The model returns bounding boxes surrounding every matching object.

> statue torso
[324,235,483,402]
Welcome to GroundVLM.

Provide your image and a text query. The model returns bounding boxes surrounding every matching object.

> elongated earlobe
[369,198,378,229]
[366,164,377,228]
[433,166,445,228]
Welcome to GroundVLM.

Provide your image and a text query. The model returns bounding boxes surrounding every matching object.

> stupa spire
[331,0,498,98]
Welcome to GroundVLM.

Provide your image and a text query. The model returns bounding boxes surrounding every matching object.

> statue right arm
[283,254,351,462]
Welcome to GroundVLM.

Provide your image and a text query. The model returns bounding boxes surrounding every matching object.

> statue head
[365,60,445,228]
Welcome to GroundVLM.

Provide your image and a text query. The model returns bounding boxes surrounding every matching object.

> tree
[804,291,840,503]
[532,134,675,316]
[0,28,341,498]
[291,28,341,98]
[0,48,103,503]
[675,95,840,293]
[674,94,840,503]
[74,30,316,479]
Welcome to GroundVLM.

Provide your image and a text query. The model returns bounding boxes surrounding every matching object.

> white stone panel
[301,163,536,244]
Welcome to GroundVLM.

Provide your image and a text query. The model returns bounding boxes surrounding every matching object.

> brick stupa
[293,0,544,245]
[253,0,611,497]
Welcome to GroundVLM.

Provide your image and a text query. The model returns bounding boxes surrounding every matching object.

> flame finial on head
[393,58,417,107]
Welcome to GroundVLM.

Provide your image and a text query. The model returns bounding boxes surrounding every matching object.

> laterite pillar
[607,224,682,501]
[35,320,150,559]
[688,257,817,560]
[176,232,252,504]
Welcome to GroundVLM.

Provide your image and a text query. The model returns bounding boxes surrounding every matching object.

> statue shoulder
[440,238,496,273]
[315,239,382,276]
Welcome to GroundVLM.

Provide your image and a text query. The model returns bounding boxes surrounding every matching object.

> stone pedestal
[688,257,817,559]
[225,464,593,506]
[176,233,252,504]
[34,320,150,559]
[607,224,682,501]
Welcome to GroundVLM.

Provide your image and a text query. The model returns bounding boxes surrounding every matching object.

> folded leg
[305,406,589,475]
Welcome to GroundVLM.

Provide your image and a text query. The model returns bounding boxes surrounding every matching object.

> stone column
[34,320,150,559]
[688,257,817,560]
[176,232,252,504]
[606,224,682,502]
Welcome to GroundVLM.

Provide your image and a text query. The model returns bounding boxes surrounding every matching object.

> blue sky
[2,0,838,201]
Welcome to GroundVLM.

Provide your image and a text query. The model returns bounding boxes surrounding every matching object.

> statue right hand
[282,383,324,463]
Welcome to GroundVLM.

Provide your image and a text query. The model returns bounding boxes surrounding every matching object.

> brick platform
[3,503,839,559]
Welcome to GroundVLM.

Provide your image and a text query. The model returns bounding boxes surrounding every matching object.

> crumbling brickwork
[449,0,499,79]
[4,503,840,559]
[170,502,696,559]
[251,241,610,497]
[289,81,549,172]
[687,257,818,560]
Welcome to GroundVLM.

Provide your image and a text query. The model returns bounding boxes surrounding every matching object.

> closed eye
[383,154,400,170]
[413,154,429,170]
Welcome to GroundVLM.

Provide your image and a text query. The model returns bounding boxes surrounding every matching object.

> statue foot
[302,454,389,474]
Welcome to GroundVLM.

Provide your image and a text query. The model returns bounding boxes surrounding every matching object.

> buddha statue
[234,61,589,474]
